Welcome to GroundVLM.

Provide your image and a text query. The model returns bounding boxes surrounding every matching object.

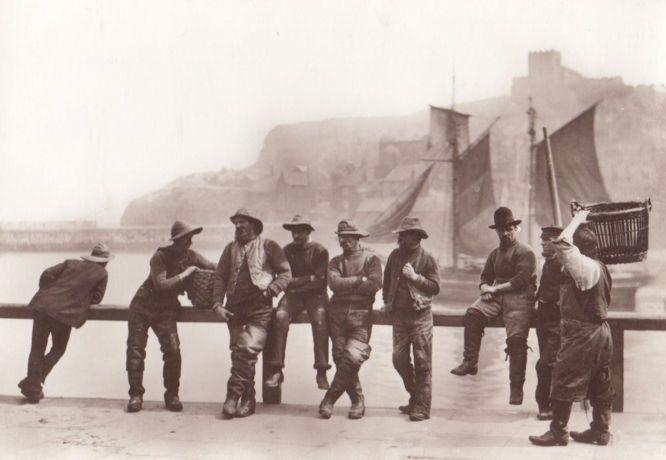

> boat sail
[533,103,610,226]
[366,106,497,270]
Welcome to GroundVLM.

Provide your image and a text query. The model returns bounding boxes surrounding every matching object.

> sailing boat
[364,105,497,305]
[362,102,647,308]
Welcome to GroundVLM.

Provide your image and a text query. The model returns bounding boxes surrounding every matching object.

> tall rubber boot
[127,371,144,413]
[529,399,572,446]
[507,337,527,405]
[450,311,484,376]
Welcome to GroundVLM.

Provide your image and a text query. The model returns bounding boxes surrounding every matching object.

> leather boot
[348,395,365,420]
[222,395,239,420]
[529,400,571,446]
[237,387,256,418]
[164,391,183,412]
[571,402,611,445]
[399,393,415,414]
[316,369,329,390]
[509,382,524,405]
[318,394,336,419]
[450,312,483,376]
[127,396,143,413]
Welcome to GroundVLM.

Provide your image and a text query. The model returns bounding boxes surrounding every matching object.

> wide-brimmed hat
[283,214,315,232]
[170,221,203,241]
[392,216,428,239]
[335,219,369,238]
[230,208,264,234]
[540,226,563,239]
[81,242,114,263]
[489,207,522,229]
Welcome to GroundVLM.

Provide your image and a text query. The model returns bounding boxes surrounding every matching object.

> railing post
[610,324,624,413]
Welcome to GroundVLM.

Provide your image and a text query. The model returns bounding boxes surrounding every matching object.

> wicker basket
[185,269,216,308]
[570,199,651,264]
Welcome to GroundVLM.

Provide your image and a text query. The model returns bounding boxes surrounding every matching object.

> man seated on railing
[264,214,331,391]
[18,243,113,404]
[382,216,440,422]
[212,209,291,420]
[318,220,382,420]
[125,222,215,414]
[530,210,615,447]
[450,207,537,406]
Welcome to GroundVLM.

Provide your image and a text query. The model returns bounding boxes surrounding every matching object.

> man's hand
[481,292,493,302]
[180,266,198,279]
[213,303,234,320]
[480,283,495,294]
[573,209,591,222]
[401,263,418,281]
[379,304,392,314]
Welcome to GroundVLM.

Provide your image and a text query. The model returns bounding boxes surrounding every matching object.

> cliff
[120,51,666,247]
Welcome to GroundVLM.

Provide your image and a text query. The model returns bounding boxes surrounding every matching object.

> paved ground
[1,395,664,460]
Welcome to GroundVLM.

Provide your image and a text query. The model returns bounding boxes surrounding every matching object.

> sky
[1,0,665,224]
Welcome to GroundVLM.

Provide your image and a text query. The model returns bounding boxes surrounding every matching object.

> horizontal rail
[2,303,665,414]
[1,303,664,329]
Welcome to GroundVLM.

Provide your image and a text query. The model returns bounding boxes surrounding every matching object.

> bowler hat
[283,214,315,232]
[81,242,114,263]
[540,226,563,239]
[169,221,203,241]
[335,219,369,238]
[392,216,428,239]
[489,207,522,229]
[230,208,264,234]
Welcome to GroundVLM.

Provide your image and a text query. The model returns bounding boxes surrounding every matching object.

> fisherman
[18,243,113,404]
[264,214,331,390]
[318,220,382,420]
[382,216,440,421]
[534,225,564,420]
[530,210,615,447]
[212,209,291,419]
[450,206,537,405]
[125,221,215,413]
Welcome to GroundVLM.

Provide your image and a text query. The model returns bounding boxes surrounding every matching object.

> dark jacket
[29,259,108,328]
[131,247,215,314]
[382,246,440,311]
[536,256,564,322]
[480,240,537,294]
[283,241,328,296]
[328,247,382,305]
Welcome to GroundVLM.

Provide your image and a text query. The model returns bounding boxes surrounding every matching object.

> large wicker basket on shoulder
[570,199,651,264]
[185,269,216,308]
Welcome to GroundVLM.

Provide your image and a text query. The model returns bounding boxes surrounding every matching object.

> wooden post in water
[542,127,563,226]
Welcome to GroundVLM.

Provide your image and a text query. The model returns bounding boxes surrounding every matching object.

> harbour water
[1,249,665,414]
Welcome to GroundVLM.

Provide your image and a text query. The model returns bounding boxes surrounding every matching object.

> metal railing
[2,303,664,413]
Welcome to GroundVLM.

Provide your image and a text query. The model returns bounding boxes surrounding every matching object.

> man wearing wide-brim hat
[533,225,564,421]
[125,221,215,413]
[318,220,382,420]
[212,208,292,419]
[381,216,440,421]
[264,215,331,390]
[18,243,113,404]
[450,207,537,407]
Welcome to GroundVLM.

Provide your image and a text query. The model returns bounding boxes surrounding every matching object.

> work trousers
[20,312,72,397]
[265,293,330,370]
[392,308,433,415]
[467,291,534,340]
[126,309,181,397]
[225,296,273,400]
[327,301,372,402]
[535,303,561,412]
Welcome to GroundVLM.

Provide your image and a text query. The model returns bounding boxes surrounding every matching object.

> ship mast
[450,72,459,269]
[527,97,537,246]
